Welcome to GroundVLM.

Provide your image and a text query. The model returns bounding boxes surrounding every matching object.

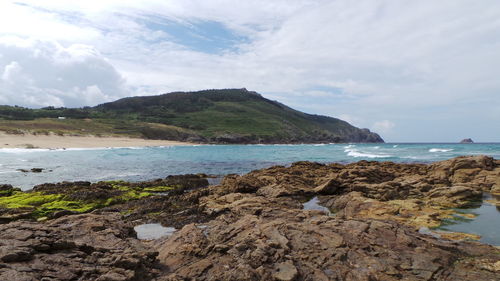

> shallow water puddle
[302,196,332,215]
[134,223,176,240]
[435,193,500,245]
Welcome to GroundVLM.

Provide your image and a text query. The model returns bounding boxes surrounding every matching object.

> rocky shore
[0,156,499,280]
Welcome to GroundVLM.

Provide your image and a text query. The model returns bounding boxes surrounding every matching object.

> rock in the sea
[460,138,474,143]
[16,168,44,173]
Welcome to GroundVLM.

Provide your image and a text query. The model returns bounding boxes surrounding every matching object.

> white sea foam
[0,146,152,153]
[429,148,453,153]
[0,171,18,174]
[347,151,392,158]
[63,147,115,151]
[393,145,399,148]
[0,148,51,153]
[344,147,392,158]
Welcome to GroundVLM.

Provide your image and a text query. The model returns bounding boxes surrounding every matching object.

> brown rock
[3,156,500,281]
[0,213,159,281]
[155,185,499,280]
[313,176,341,194]
[273,261,298,281]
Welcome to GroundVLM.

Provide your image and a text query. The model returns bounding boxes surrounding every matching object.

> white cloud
[0,36,128,107]
[0,0,499,141]
[372,120,395,133]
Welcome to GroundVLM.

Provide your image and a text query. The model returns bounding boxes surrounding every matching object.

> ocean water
[0,143,499,190]
[1,142,499,245]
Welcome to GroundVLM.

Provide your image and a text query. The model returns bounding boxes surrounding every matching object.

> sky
[0,0,499,142]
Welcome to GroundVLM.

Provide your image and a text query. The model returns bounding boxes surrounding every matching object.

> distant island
[460,138,474,143]
[0,88,383,144]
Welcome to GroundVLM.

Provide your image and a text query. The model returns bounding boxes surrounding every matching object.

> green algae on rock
[0,188,151,220]
[0,174,209,221]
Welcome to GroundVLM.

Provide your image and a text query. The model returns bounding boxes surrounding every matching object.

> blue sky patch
[307,85,344,95]
[143,16,249,54]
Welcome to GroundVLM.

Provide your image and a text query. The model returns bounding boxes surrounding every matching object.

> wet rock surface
[157,211,499,281]
[0,156,499,280]
[0,174,209,223]
[0,213,160,281]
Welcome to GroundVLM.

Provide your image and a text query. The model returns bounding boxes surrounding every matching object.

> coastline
[0,132,194,149]
[0,155,499,280]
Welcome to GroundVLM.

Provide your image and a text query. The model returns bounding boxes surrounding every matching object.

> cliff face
[97,88,384,143]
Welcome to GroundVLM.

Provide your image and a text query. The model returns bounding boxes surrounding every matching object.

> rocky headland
[0,156,499,280]
[0,89,384,144]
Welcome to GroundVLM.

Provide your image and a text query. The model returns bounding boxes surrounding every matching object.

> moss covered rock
[0,174,208,222]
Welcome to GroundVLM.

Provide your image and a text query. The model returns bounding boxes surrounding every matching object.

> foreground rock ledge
[1,155,499,280]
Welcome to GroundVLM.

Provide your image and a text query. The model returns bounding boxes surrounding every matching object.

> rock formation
[0,156,499,280]
[0,213,160,281]
[460,138,474,143]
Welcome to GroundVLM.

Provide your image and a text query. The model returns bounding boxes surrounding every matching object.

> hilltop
[0,88,383,144]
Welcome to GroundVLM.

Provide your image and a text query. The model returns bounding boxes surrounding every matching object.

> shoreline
[0,133,194,149]
[0,155,499,280]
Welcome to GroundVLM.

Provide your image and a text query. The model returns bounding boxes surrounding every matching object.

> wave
[0,148,52,153]
[63,147,116,151]
[0,170,18,174]
[0,146,154,153]
[344,148,392,158]
[429,148,454,153]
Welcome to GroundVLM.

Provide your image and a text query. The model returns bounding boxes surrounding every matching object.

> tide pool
[437,193,500,245]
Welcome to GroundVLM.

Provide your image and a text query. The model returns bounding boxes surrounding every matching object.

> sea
[1,143,499,190]
[1,142,499,245]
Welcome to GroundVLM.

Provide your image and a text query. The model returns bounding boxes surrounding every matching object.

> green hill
[0,88,383,143]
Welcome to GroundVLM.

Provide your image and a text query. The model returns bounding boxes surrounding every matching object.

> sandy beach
[0,133,193,149]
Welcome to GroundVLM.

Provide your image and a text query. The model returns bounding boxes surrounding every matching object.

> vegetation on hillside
[0,88,383,143]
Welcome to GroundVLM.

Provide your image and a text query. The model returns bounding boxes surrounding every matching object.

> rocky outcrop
[205,155,499,230]
[0,156,499,280]
[0,174,209,223]
[0,213,159,281]
[153,155,500,280]
[460,138,474,143]
[157,211,499,281]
